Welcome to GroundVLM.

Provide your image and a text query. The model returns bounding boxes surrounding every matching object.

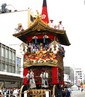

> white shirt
[57,24,64,30]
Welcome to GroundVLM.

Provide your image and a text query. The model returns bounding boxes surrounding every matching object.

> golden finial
[36,10,41,18]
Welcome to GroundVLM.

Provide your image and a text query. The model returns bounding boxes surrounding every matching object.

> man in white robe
[26,69,36,89]
[40,71,49,88]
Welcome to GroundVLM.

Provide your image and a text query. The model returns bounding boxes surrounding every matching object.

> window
[5,64,8,72]
[12,66,15,73]
[1,47,5,57]
[16,57,21,66]
[0,43,17,74]
[9,65,12,72]
[5,49,9,58]
[9,50,12,60]
[12,52,16,64]
[12,52,15,60]
[0,63,1,71]
[1,63,5,71]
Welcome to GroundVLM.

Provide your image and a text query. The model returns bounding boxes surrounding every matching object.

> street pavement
[71,90,85,97]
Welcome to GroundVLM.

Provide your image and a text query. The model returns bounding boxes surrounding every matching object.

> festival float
[13,0,70,96]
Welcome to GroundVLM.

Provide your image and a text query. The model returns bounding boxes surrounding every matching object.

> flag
[30,15,34,22]
[41,0,49,24]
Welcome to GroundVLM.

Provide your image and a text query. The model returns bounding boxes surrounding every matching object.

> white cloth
[49,22,54,28]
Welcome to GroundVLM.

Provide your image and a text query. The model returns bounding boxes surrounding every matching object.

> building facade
[64,66,74,85]
[74,68,83,86]
[0,43,23,88]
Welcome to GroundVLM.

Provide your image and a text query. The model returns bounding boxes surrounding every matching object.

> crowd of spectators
[0,88,20,97]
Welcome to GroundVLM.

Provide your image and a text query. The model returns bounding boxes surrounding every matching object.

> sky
[0,0,85,71]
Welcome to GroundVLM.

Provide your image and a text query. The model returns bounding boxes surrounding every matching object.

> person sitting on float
[56,21,64,30]
[15,23,24,32]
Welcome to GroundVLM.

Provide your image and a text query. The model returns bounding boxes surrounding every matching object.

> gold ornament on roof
[36,10,40,17]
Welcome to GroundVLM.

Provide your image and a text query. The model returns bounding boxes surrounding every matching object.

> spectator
[65,88,71,97]
[13,88,18,97]
[6,89,9,97]
[55,84,63,97]
[10,88,13,97]
[62,88,66,97]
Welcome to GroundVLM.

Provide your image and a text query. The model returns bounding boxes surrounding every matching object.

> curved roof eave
[13,17,70,46]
